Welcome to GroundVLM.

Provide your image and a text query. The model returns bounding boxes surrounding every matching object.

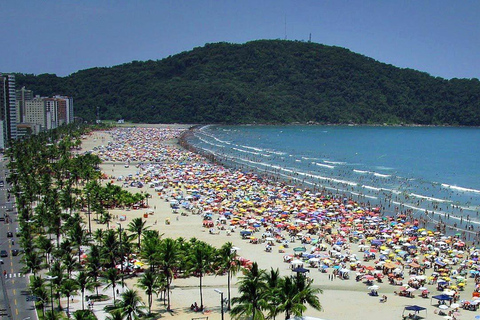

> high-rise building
[16,86,33,123]
[54,95,74,125]
[24,95,74,131]
[0,73,17,150]
[24,96,47,128]
[44,98,59,130]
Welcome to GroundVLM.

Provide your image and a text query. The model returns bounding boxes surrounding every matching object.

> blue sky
[1,1,479,79]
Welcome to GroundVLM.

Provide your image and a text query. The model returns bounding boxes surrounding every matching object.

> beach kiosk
[402,305,426,319]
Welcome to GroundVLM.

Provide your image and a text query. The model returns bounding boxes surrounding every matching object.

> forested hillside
[14,40,480,125]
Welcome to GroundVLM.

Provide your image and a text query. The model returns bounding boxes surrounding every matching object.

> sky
[1,1,479,79]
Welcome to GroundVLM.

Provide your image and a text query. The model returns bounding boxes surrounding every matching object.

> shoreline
[80,126,480,320]
[179,125,480,243]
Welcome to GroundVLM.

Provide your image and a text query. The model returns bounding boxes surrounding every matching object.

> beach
[76,126,480,320]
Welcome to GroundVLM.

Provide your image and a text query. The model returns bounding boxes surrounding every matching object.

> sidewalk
[67,282,129,320]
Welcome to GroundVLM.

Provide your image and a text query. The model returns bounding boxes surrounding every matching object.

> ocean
[185,125,480,234]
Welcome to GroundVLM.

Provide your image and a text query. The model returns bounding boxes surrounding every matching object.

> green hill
[14,40,480,125]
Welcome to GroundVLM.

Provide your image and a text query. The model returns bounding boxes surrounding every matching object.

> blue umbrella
[292,267,310,273]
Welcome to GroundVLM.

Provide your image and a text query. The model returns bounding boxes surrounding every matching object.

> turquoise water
[186,125,480,230]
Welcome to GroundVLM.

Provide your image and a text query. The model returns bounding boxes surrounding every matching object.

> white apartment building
[24,96,47,128]
[23,95,74,131]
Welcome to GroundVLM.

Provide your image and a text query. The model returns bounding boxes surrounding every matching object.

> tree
[60,279,79,318]
[30,275,48,316]
[136,270,164,314]
[231,262,267,320]
[127,217,149,250]
[114,289,145,320]
[101,268,120,303]
[86,245,102,297]
[36,235,54,266]
[277,274,322,319]
[100,229,119,270]
[158,238,180,311]
[22,251,43,275]
[140,231,162,272]
[263,268,282,319]
[49,261,65,310]
[67,221,90,264]
[72,310,97,320]
[294,274,323,316]
[62,252,80,279]
[74,271,96,311]
[216,242,240,311]
[185,240,216,309]
[105,309,124,320]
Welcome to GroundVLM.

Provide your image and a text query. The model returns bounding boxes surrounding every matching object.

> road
[0,155,37,320]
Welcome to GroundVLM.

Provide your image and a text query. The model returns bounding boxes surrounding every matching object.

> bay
[186,125,480,232]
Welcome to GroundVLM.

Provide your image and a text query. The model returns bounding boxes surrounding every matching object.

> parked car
[0,250,8,257]
[11,249,19,256]
[7,232,13,238]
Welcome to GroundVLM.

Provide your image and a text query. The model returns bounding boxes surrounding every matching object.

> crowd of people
[88,127,480,316]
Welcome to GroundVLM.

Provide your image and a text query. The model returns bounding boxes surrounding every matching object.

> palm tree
[114,289,145,320]
[30,275,48,316]
[127,217,149,250]
[60,279,79,318]
[22,251,43,275]
[216,242,241,311]
[100,211,113,228]
[263,268,282,320]
[101,230,120,270]
[62,252,80,279]
[277,274,322,319]
[136,270,164,315]
[294,274,323,316]
[44,310,60,320]
[74,271,96,311]
[105,309,124,320]
[185,240,216,309]
[140,231,162,272]
[231,262,268,320]
[92,229,104,243]
[101,268,119,303]
[30,275,46,296]
[67,221,90,264]
[72,309,96,320]
[35,286,50,317]
[158,238,180,311]
[86,245,102,297]
[36,235,54,266]
[49,261,65,310]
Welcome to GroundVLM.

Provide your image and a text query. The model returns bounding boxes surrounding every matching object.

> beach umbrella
[291,259,304,266]
[292,267,310,273]
[438,305,449,310]
[293,246,307,252]
[368,285,379,290]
